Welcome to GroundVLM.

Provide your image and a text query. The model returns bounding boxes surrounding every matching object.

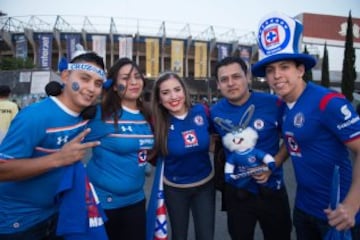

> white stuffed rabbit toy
[214,105,277,189]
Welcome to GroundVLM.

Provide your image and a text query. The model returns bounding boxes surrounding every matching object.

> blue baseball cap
[252,11,317,77]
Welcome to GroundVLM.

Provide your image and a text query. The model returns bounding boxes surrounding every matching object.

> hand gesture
[55,128,100,167]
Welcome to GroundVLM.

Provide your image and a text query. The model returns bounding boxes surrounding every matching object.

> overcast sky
[2,0,359,30]
[1,0,360,71]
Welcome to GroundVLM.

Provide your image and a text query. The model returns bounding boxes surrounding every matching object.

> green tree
[303,45,313,82]
[0,57,34,70]
[341,11,357,102]
[320,42,330,88]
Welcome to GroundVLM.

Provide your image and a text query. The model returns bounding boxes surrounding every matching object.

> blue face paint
[72,82,80,91]
[118,84,125,92]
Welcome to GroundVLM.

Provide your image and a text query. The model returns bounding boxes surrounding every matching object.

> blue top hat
[252,11,317,77]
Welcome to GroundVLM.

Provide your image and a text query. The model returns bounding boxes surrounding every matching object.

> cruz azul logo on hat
[259,14,292,55]
[264,26,281,47]
[252,11,316,77]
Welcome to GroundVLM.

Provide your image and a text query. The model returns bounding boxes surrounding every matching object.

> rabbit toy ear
[214,104,255,133]
[238,104,255,130]
[214,117,236,133]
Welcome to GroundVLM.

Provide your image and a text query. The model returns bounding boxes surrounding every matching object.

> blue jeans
[293,207,360,240]
[0,214,63,240]
[164,179,215,240]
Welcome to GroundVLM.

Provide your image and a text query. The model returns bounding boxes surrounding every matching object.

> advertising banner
[238,45,252,67]
[15,35,28,59]
[145,38,159,78]
[194,42,207,78]
[217,44,230,61]
[37,33,53,69]
[66,34,81,60]
[92,35,107,66]
[171,40,184,77]
[119,37,133,59]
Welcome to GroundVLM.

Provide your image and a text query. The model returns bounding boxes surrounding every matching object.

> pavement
[144,155,297,240]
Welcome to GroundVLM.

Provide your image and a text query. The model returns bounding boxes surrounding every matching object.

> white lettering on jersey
[340,105,351,120]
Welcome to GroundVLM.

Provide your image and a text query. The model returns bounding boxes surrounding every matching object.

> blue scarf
[56,162,108,240]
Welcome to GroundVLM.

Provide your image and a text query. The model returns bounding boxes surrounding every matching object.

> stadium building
[0,13,359,107]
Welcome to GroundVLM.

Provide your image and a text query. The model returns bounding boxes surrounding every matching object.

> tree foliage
[303,45,313,82]
[341,11,357,102]
[320,42,330,88]
[0,57,35,70]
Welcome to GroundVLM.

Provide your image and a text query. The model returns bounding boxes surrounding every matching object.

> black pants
[0,214,63,240]
[104,199,146,240]
[225,184,292,240]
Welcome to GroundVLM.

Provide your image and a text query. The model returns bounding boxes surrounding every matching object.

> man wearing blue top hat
[252,11,360,239]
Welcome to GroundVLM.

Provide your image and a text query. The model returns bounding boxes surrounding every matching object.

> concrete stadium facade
[0,13,359,100]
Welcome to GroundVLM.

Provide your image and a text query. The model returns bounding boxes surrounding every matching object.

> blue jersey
[282,82,360,222]
[210,91,285,193]
[225,148,278,190]
[163,104,213,186]
[86,105,154,209]
[0,97,88,234]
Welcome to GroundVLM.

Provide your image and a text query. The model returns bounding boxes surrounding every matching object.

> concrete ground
[144,156,297,240]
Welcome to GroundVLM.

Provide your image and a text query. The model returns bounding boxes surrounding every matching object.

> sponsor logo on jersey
[341,105,351,120]
[57,135,69,145]
[337,105,360,130]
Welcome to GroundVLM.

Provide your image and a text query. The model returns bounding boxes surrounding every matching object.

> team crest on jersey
[253,119,264,130]
[293,112,304,128]
[182,130,199,148]
[284,132,301,157]
[138,150,147,166]
[193,115,204,126]
[248,156,256,164]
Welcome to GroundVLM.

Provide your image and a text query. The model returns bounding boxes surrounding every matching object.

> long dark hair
[101,58,150,128]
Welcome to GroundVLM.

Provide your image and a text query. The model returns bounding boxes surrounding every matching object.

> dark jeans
[104,199,146,240]
[0,214,63,240]
[225,184,292,240]
[293,207,360,240]
[164,179,215,240]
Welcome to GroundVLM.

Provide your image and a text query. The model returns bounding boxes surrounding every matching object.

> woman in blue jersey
[0,51,105,239]
[252,11,360,239]
[151,71,215,240]
[85,58,154,240]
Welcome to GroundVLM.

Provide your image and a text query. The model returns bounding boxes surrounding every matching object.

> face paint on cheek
[72,82,80,91]
[118,84,125,92]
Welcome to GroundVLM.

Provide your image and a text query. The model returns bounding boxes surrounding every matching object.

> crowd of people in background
[0,10,360,240]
